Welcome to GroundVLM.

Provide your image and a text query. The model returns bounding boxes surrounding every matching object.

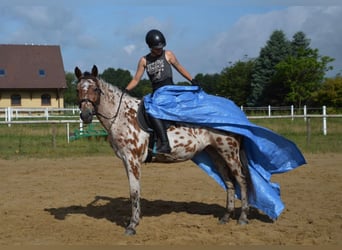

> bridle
[78,75,126,122]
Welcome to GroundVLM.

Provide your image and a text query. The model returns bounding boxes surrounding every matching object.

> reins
[96,90,125,121]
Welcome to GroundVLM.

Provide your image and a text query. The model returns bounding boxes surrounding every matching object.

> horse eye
[94,87,102,94]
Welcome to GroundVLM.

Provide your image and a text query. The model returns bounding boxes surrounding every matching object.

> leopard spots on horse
[216,137,224,145]
[128,158,140,180]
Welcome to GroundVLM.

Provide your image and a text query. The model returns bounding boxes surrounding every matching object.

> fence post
[291,105,294,121]
[79,119,83,134]
[268,105,271,117]
[303,105,307,121]
[306,117,311,145]
[45,108,49,121]
[323,105,327,135]
[66,123,70,144]
[7,107,12,127]
[51,123,57,149]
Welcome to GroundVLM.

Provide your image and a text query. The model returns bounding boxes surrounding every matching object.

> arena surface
[0,153,341,246]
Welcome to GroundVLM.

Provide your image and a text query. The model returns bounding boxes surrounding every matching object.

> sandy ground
[0,153,341,246]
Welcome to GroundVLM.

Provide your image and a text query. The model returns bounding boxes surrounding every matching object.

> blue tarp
[144,85,306,220]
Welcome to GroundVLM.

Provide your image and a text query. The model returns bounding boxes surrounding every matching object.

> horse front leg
[124,161,141,235]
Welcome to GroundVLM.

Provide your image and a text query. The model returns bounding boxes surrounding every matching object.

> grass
[251,117,342,154]
[0,123,112,160]
[0,117,341,159]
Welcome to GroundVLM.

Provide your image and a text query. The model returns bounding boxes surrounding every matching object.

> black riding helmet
[145,29,166,49]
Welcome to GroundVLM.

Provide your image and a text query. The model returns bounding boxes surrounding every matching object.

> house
[0,44,67,108]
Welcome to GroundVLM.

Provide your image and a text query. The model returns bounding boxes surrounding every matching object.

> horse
[75,65,253,235]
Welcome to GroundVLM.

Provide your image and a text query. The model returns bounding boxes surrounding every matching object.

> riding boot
[149,117,171,154]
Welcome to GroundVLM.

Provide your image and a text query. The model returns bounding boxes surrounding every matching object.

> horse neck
[96,80,139,129]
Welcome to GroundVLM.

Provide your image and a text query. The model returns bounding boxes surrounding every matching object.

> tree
[194,73,221,94]
[219,59,254,105]
[291,31,310,56]
[100,67,132,90]
[248,30,292,106]
[63,72,78,106]
[311,76,342,107]
[273,31,334,107]
[131,78,152,98]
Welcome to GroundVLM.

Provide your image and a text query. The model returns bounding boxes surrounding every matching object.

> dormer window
[0,69,5,77]
[38,69,46,77]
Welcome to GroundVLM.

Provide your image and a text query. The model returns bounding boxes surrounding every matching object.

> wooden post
[52,123,57,149]
[306,117,311,146]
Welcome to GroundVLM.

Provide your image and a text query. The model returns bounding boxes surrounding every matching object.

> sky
[1,0,341,83]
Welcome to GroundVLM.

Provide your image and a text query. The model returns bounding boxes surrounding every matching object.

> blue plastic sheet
[144,85,306,220]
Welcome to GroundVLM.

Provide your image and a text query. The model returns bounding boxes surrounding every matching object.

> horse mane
[97,77,121,92]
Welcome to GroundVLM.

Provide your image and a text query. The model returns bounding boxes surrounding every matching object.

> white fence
[1,106,341,140]
[1,105,339,121]
[0,107,80,121]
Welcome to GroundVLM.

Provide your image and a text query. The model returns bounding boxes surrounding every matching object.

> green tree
[130,78,152,98]
[100,67,132,90]
[311,76,342,107]
[194,73,221,95]
[248,30,292,106]
[63,72,78,106]
[291,31,310,56]
[273,31,334,107]
[219,59,254,105]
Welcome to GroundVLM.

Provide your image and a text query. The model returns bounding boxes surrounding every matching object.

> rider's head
[145,29,166,49]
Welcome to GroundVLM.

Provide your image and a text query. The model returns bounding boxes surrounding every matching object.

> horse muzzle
[79,99,96,124]
[80,109,94,124]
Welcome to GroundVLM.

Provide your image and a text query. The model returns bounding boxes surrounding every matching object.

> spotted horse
[75,65,253,235]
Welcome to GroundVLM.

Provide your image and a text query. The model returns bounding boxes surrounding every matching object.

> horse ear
[92,65,98,77]
[75,67,82,79]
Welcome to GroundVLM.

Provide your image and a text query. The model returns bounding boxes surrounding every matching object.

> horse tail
[239,141,255,203]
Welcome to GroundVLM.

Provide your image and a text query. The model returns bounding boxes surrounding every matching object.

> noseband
[78,98,98,115]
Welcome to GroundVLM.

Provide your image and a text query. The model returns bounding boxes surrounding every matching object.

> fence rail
[1,106,341,143]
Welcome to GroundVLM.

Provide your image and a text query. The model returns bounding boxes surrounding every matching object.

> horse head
[75,65,102,124]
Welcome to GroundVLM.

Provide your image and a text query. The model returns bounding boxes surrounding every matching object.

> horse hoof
[125,227,136,236]
[238,220,248,225]
[218,216,230,224]
[219,219,228,225]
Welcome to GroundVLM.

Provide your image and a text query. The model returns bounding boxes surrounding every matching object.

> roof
[0,44,67,89]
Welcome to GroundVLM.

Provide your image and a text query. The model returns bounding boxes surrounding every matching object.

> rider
[125,29,198,154]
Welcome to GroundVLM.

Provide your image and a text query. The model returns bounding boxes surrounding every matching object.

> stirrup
[156,144,171,154]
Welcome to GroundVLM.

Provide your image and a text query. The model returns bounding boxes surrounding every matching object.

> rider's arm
[125,57,146,91]
[166,50,193,82]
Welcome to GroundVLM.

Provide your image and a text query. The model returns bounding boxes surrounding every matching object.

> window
[41,94,51,106]
[0,69,5,77]
[38,69,46,77]
[11,94,21,106]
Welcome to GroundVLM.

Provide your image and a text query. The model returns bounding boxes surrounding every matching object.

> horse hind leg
[215,139,250,225]
[231,158,249,225]
[236,148,254,225]
[205,147,235,224]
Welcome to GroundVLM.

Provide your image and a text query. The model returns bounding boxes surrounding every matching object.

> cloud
[189,6,342,77]
[123,44,136,55]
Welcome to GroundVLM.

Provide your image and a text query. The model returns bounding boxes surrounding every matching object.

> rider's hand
[191,79,200,86]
